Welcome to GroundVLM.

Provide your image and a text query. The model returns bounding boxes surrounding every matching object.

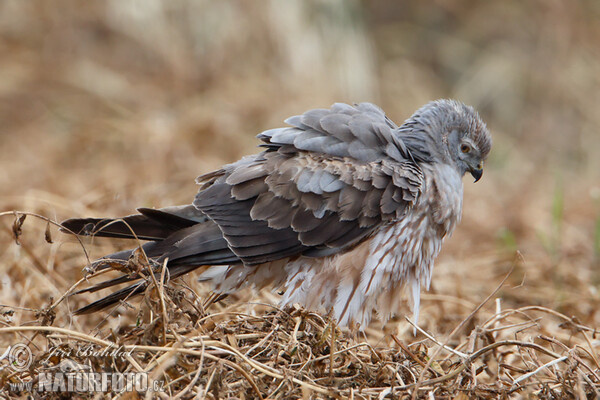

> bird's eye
[460,144,471,153]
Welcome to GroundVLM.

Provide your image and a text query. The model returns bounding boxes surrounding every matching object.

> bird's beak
[470,162,483,183]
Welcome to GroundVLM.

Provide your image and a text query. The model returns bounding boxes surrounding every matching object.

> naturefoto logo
[36,368,157,393]
[4,343,164,394]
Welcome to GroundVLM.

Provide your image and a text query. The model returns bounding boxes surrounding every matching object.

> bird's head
[399,99,492,182]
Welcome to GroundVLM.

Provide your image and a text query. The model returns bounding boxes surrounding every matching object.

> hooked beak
[470,162,484,183]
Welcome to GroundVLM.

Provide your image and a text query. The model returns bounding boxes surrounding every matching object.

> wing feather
[192,102,424,266]
[319,114,354,142]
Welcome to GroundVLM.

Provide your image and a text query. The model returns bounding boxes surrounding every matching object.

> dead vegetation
[1,1,600,399]
[1,217,600,399]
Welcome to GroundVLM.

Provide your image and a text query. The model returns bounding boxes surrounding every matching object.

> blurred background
[1,0,599,333]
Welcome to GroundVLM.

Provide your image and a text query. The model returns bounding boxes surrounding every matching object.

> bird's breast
[420,162,464,237]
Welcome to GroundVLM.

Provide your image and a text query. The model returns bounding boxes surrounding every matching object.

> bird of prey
[61,100,491,327]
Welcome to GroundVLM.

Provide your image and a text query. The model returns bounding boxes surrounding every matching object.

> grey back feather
[195,102,425,266]
[258,102,413,163]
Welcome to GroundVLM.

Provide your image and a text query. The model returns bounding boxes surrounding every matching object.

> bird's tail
[60,205,205,241]
[61,205,239,314]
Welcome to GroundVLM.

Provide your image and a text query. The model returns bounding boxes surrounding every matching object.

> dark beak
[470,163,483,183]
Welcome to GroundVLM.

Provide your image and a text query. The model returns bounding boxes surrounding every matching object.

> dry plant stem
[330,320,336,382]
[511,355,568,386]
[244,326,276,356]
[470,340,561,360]
[87,217,150,263]
[200,367,218,399]
[411,262,516,399]
[541,335,600,383]
[49,276,90,312]
[266,377,288,399]
[146,257,169,346]
[145,348,179,400]
[406,320,468,358]
[484,305,600,366]
[0,211,91,265]
[124,353,144,373]
[0,326,112,346]
[290,343,375,367]
[1,222,68,290]
[581,372,600,397]
[483,305,592,331]
[484,319,541,333]
[574,345,600,380]
[580,330,600,370]
[391,335,441,377]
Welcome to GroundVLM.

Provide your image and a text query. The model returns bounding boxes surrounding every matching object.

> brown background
[1,1,599,338]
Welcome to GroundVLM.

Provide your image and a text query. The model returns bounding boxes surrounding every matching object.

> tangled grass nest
[1,212,599,399]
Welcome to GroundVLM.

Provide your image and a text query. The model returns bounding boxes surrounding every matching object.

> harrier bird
[62,100,491,327]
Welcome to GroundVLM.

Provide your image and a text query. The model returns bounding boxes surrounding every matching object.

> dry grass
[1,1,600,399]
[1,228,600,399]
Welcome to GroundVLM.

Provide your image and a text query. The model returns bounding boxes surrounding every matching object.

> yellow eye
[460,144,471,153]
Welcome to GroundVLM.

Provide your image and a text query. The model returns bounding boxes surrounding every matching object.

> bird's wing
[194,102,424,265]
